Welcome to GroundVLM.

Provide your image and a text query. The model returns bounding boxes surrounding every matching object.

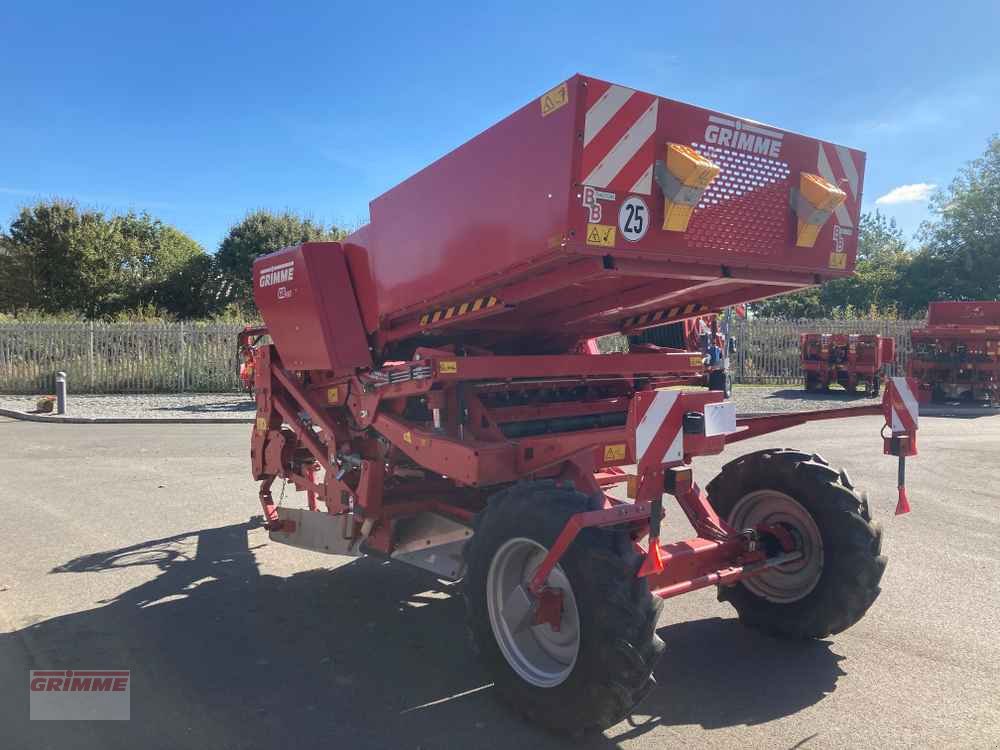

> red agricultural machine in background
[909,301,1000,403]
[801,333,896,396]
[243,76,920,733]
[629,309,739,396]
[237,325,267,394]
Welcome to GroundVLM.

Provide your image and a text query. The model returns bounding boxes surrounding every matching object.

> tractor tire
[463,481,664,733]
[708,369,732,398]
[706,449,886,639]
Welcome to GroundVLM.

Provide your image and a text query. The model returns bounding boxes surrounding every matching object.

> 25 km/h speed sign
[618,196,649,242]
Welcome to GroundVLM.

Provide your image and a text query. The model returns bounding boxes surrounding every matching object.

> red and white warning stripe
[817,143,862,229]
[581,82,658,195]
[886,376,919,433]
[633,390,684,471]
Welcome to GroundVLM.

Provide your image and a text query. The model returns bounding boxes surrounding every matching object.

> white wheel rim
[486,537,580,688]
[728,490,824,603]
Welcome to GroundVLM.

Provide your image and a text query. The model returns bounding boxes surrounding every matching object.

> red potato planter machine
[246,76,919,732]
[801,333,896,395]
[909,301,1000,403]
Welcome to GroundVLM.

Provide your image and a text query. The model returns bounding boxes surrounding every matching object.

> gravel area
[0,393,254,420]
[729,385,882,415]
[0,386,991,421]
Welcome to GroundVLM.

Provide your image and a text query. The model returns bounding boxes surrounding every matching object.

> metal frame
[248,335,918,627]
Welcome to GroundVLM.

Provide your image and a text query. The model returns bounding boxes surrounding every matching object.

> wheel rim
[486,537,580,688]
[728,490,824,603]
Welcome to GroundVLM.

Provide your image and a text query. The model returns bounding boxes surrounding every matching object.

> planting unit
[244,75,919,732]
[801,333,896,395]
[909,301,1000,403]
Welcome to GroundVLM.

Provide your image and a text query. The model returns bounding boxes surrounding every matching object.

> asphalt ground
[1,414,998,749]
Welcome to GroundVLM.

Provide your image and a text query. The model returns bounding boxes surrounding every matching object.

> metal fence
[729,318,923,384]
[0,318,924,394]
[0,322,246,394]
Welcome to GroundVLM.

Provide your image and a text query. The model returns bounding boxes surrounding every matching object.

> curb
[0,408,254,425]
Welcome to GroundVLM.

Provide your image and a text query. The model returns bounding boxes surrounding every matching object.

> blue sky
[2,1,998,251]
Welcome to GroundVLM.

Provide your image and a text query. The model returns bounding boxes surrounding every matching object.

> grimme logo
[30,670,130,720]
[259,260,295,288]
[704,115,783,158]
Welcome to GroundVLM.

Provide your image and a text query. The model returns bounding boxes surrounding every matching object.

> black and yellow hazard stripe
[621,302,705,329]
[419,295,500,327]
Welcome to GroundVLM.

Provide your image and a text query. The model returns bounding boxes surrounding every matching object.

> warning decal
[581,81,658,195]
[586,223,616,247]
[540,83,569,117]
[603,443,627,462]
[419,295,500,327]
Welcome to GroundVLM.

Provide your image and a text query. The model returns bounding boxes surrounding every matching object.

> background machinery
[243,75,919,732]
[801,332,896,395]
[629,308,738,396]
[909,301,999,403]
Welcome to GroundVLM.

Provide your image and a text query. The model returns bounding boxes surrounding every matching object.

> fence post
[88,321,95,393]
[177,322,186,393]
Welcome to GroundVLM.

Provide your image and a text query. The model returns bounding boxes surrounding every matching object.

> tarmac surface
[1,414,998,749]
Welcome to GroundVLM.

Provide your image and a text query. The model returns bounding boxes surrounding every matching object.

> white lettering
[703,120,784,158]
[258,265,295,288]
[736,131,756,151]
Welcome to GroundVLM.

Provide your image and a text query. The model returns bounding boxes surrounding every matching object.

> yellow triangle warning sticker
[540,82,568,116]
[586,223,616,247]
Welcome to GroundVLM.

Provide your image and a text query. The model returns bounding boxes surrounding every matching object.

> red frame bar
[728,403,882,443]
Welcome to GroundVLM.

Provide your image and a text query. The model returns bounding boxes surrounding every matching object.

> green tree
[0,199,208,317]
[215,210,347,310]
[823,212,911,316]
[0,200,90,314]
[150,252,227,319]
[916,135,1000,303]
[856,210,907,262]
[751,211,911,318]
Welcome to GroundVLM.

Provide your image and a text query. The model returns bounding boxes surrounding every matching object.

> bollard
[55,371,67,415]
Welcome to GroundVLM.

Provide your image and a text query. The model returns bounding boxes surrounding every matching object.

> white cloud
[875,183,936,205]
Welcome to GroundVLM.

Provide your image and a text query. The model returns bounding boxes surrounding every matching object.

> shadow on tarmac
[152,400,256,414]
[765,388,874,402]
[3,520,846,749]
